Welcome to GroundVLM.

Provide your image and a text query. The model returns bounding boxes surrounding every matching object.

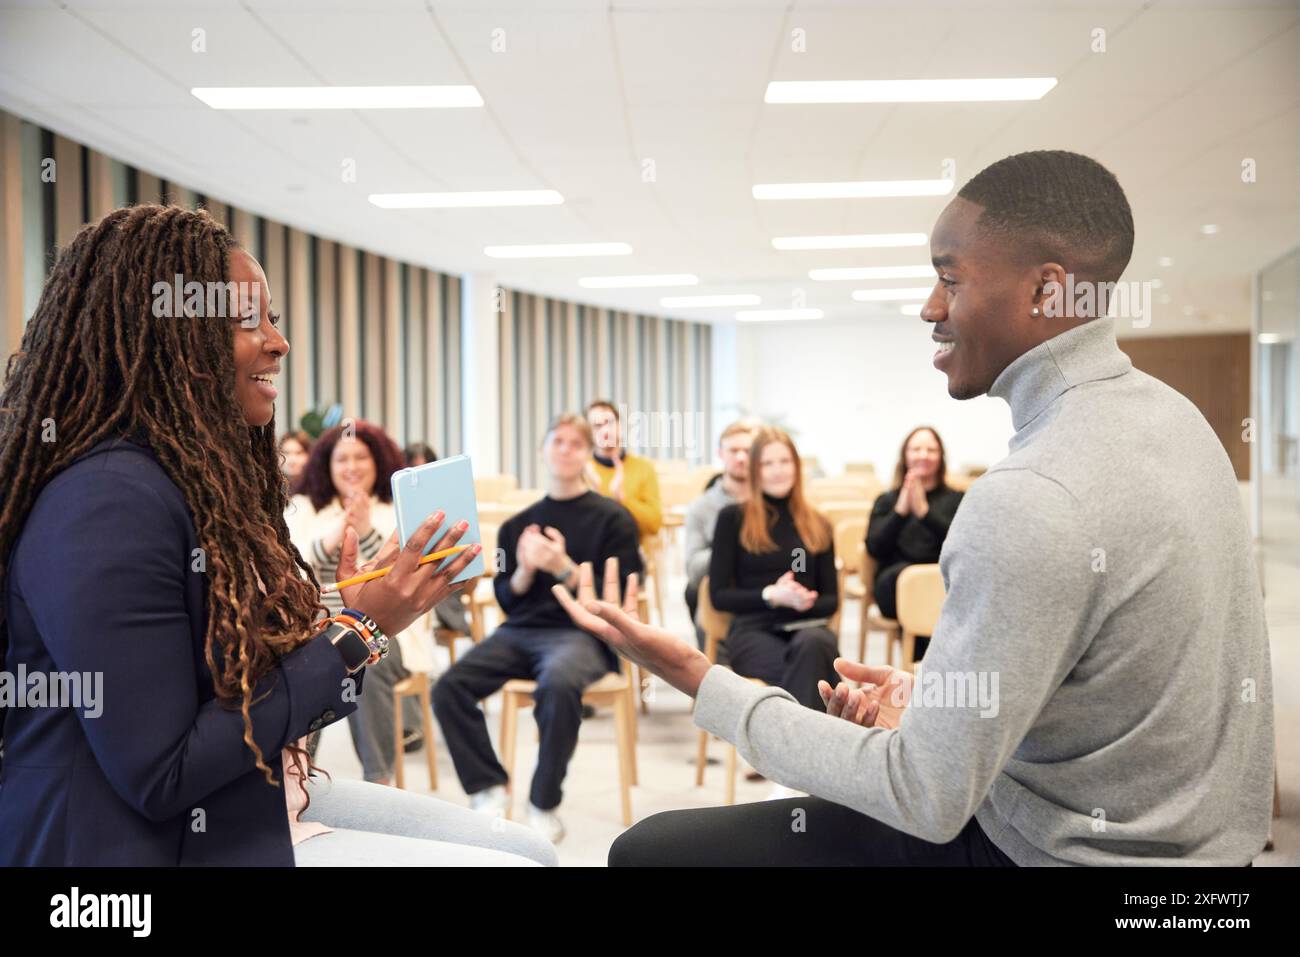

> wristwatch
[557,560,579,587]
[324,619,371,674]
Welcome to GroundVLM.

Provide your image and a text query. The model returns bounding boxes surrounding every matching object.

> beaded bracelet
[334,607,389,665]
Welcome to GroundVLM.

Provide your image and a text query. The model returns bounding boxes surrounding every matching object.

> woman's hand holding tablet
[335,512,481,637]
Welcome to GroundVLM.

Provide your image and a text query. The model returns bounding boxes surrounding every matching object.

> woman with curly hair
[287,420,469,782]
[0,204,554,866]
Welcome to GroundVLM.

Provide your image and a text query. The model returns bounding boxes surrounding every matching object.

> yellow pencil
[322,544,472,594]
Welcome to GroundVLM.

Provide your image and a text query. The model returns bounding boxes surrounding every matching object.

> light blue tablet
[390,454,486,584]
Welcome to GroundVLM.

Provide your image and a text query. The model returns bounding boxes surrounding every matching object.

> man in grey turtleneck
[555,150,1274,866]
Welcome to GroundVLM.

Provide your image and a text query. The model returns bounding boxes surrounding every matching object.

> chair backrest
[697,576,733,650]
[820,500,873,531]
[833,517,868,576]
[502,487,544,506]
[653,458,690,475]
[807,476,884,503]
[658,477,700,510]
[944,473,973,492]
[474,473,519,503]
[843,462,876,476]
[895,564,945,636]
[478,523,500,577]
[478,505,518,527]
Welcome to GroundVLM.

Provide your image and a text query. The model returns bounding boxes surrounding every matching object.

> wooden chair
[820,500,873,532]
[807,477,884,505]
[944,473,973,492]
[895,564,945,672]
[474,474,518,503]
[843,462,877,476]
[858,547,903,665]
[467,524,501,644]
[502,487,544,507]
[693,577,765,805]
[830,517,868,638]
[498,657,638,826]
[392,673,438,790]
[641,532,667,628]
[478,505,519,527]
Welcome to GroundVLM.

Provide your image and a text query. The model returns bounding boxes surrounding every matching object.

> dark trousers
[610,796,1017,866]
[874,562,930,660]
[727,623,839,709]
[432,623,609,810]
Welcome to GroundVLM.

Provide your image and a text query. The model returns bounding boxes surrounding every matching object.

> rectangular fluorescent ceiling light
[661,294,761,307]
[191,86,484,110]
[852,287,934,301]
[370,190,562,209]
[811,265,935,281]
[773,233,927,250]
[485,243,631,259]
[765,78,1057,104]
[579,274,698,289]
[736,308,823,322]
[754,180,952,200]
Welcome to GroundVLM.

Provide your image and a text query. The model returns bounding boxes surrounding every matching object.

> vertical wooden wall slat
[498,292,515,478]
[446,276,462,454]
[287,227,312,428]
[383,258,403,443]
[424,269,444,455]
[0,113,23,356]
[260,220,287,435]
[316,239,338,411]
[405,266,424,447]
[361,253,381,421]
[52,135,82,250]
[339,246,361,421]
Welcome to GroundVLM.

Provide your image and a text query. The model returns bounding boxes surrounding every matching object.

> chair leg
[392,689,405,790]
[500,691,518,820]
[637,665,649,716]
[725,742,738,806]
[901,632,916,673]
[419,680,437,790]
[858,598,869,662]
[695,729,709,786]
[612,693,634,827]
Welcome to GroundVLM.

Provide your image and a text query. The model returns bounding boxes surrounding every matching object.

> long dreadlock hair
[0,204,325,789]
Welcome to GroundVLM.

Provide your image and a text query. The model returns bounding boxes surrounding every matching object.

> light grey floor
[316,504,1298,867]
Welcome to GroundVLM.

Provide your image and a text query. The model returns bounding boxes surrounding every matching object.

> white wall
[727,317,1016,478]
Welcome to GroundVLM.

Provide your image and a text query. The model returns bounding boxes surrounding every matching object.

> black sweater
[708,493,838,629]
[865,485,963,570]
[494,491,642,642]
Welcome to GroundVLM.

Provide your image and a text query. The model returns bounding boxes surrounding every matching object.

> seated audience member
[584,399,662,545]
[684,420,756,646]
[279,430,312,483]
[404,442,437,467]
[286,420,460,777]
[866,427,963,662]
[708,427,839,796]
[433,414,642,843]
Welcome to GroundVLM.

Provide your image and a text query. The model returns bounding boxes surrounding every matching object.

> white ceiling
[1,0,1297,337]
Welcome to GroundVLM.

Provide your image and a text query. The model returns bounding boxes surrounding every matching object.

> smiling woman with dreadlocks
[0,204,555,866]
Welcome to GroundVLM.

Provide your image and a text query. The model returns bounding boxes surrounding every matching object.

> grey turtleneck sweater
[694,317,1274,865]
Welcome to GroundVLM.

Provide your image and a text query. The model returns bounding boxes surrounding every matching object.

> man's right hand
[817,658,913,730]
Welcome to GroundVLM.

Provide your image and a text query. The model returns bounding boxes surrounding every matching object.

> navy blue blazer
[0,437,362,865]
